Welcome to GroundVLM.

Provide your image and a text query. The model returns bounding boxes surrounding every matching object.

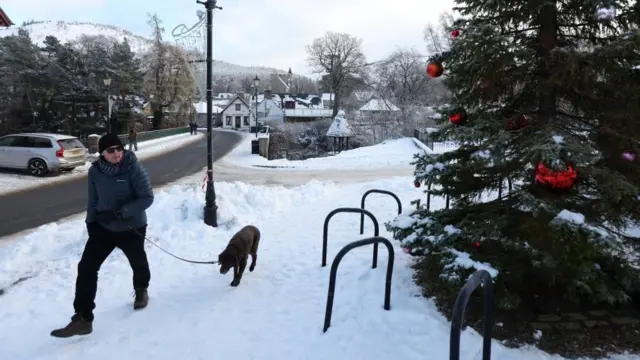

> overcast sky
[2,0,455,77]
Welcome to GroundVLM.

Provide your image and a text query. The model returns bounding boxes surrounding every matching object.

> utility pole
[197,0,222,227]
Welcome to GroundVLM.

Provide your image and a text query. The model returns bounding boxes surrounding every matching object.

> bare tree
[423,12,454,55]
[289,75,318,93]
[142,13,196,129]
[306,31,367,116]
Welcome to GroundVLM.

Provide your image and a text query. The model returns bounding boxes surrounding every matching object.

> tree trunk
[332,91,340,117]
[537,4,558,130]
[153,109,164,130]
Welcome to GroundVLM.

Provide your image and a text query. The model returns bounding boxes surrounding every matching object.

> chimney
[264,84,272,99]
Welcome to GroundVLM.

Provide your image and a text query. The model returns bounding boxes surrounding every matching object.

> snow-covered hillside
[0,21,285,77]
[0,21,152,53]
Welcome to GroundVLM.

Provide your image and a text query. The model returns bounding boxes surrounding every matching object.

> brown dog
[218,225,260,287]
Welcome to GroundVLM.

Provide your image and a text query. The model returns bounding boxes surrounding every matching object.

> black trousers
[73,223,150,321]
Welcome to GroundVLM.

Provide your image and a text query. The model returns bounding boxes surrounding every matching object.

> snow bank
[226,133,423,170]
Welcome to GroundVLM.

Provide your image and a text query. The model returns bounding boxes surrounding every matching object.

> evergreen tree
[0,29,47,131]
[388,0,640,311]
[110,38,144,132]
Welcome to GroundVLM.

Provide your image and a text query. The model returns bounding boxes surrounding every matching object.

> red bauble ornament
[449,110,467,126]
[474,241,481,248]
[535,163,577,190]
[414,180,421,188]
[451,29,460,38]
[426,62,444,78]
[507,114,528,131]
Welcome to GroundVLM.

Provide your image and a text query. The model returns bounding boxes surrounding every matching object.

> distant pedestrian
[128,127,138,151]
[50,133,154,338]
[189,120,197,135]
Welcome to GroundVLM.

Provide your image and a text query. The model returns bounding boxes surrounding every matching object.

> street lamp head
[103,77,111,86]
[253,75,259,87]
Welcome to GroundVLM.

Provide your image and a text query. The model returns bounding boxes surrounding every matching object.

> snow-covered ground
[0,134,637,360]
[1,177,635,359]
[0,132,203,196]
[224,133,424,170]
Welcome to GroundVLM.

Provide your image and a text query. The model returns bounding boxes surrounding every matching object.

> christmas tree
[388,0,640,313]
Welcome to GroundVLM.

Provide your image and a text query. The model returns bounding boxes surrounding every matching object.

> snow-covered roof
[358,98,400,112]
[326,110,354,137]
[352,90,375,102]
[193,102,224,114]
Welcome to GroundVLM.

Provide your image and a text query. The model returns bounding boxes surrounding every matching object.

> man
[50,133,154,338]
[128,127,138,151]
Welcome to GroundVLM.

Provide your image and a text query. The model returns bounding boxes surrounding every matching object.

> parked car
[0,133,87,177]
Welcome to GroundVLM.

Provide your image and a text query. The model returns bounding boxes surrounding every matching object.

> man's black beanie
[98,133,123,154]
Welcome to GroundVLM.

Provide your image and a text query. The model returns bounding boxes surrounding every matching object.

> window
[235,104,241,111]
[0,136,18,147]
[57,138,84,149]
[243,116,249,125]
[226,116,231,125]
[29,137,53,148]
[4,136,30,147]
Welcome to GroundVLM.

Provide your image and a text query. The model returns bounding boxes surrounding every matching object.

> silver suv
[0,133,87,177]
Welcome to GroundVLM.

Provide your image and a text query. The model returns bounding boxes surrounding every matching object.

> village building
[0,7,13,27]
[218,93,252,130]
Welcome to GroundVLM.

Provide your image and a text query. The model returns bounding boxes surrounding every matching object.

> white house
[219,94,252,130]
[192,102,224,127]
[257,97,285,124]
[357,98,400,118]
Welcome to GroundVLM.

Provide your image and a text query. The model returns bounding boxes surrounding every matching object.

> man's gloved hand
[94,211,122,222]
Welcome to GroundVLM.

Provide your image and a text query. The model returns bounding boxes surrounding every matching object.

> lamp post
[197,0,222,227]
[253,75,259,137]
[103,77,112,133]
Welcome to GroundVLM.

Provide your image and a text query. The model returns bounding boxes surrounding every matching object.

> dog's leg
[249,232,260,272]
[232,257,247,286]
[230,264,239,287]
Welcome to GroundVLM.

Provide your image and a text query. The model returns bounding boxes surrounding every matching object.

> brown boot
[133,288,149,310]
[50,314,92,338]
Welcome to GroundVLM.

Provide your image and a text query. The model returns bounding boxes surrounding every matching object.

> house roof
[326,110,354,137]
[358,98,400,112]
[219,94,251,113]
[0,7,13,27]
[193,101,224,114]
[257,97,283,109]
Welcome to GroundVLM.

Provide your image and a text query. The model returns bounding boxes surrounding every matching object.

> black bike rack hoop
[322,207,379,268]
[449,269,494,360]
[323,236,395,333]
[359,189,402,235]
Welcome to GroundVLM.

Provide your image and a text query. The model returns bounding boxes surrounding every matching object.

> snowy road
[0,131,242,238]
[0,132,205,196]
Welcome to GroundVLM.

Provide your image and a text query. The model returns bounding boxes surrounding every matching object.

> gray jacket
[85,151,154,232]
